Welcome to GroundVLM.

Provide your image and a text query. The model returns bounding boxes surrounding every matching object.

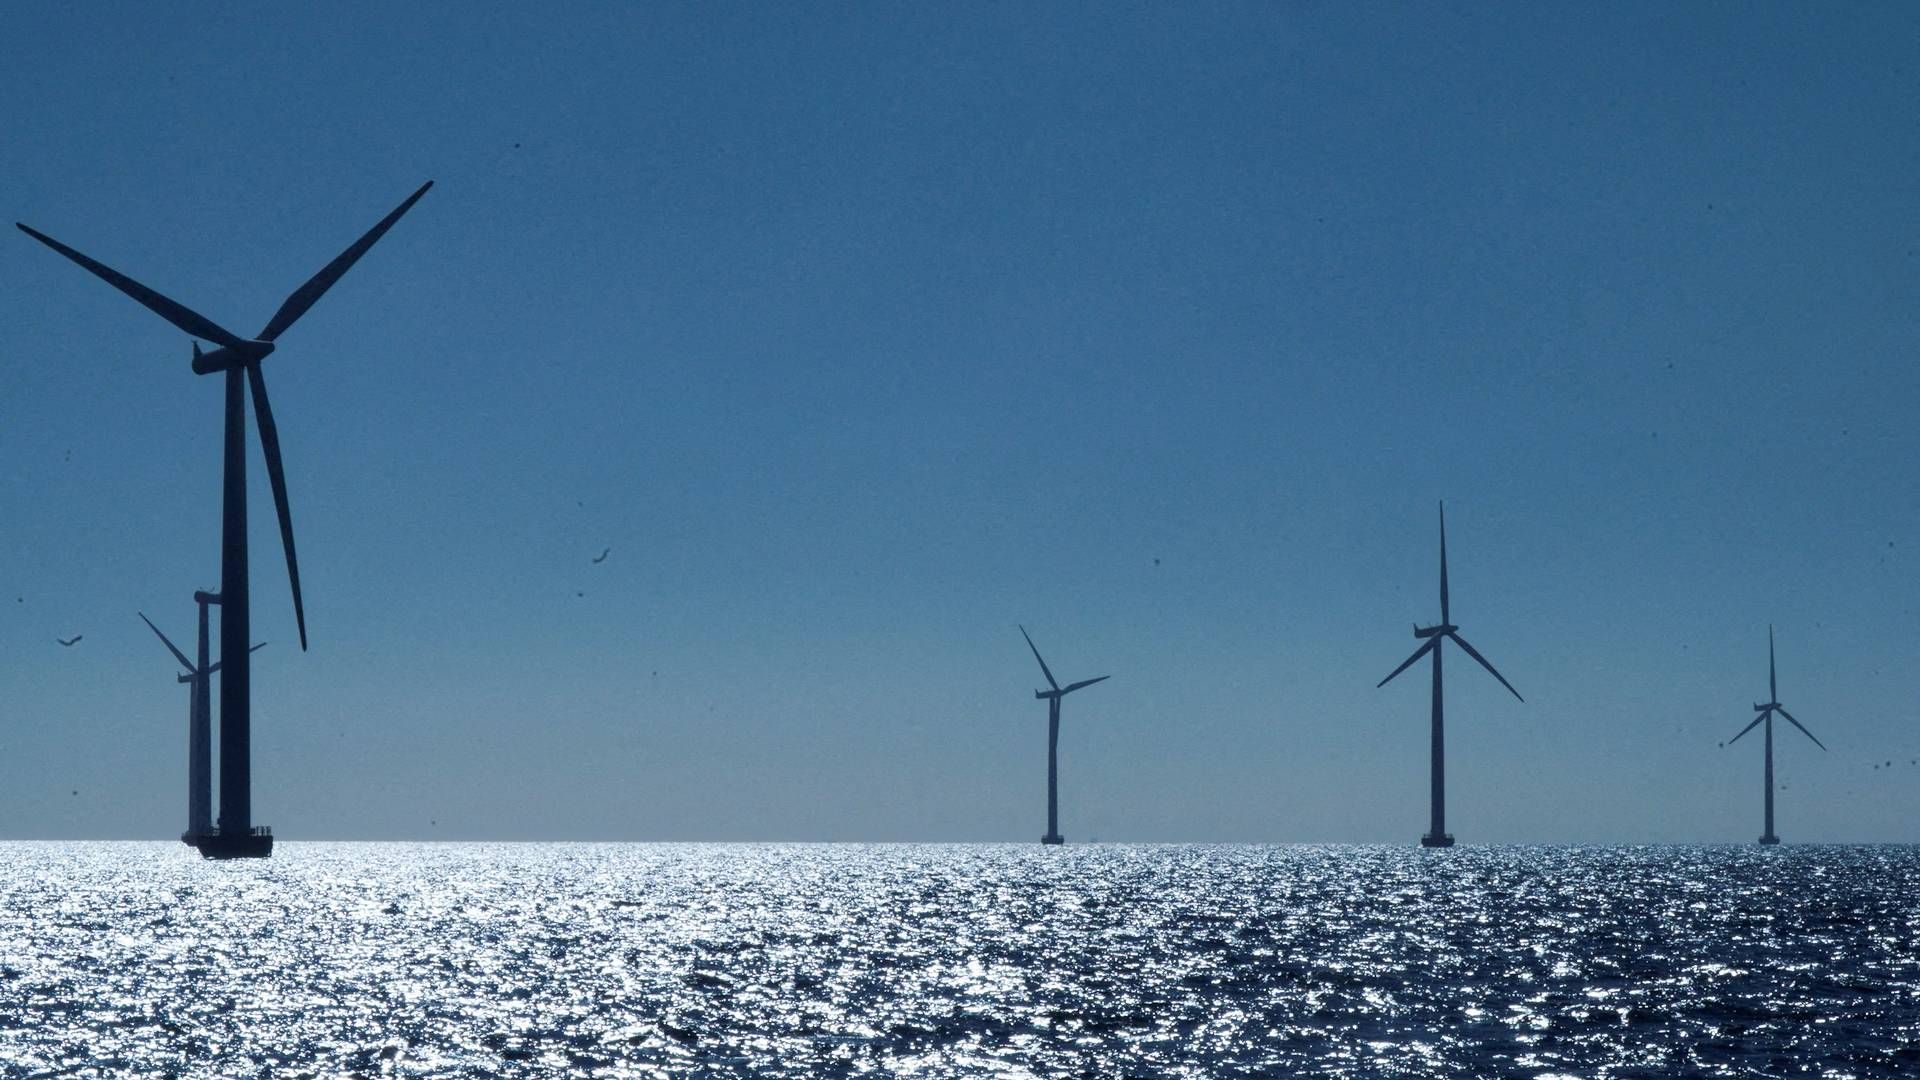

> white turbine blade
[1776,707,1826,751]
[138,612,194,673]
[16,223,247,347]
[1447,632,1523,702]
[1377,637,1437,688]
[1768,625,1777,703]
[257,181,433,342]
[1019,625,1060,691]
[1724,712,1765,747]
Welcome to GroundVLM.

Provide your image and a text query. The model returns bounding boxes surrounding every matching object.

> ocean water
[0,843,1914,1077]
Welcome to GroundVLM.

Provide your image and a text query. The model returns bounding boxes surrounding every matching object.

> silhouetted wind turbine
[1722,625,1826,845]
[1020,625,1108,845]
[1376,503,1523,847]
[140,597,263,845]
[20,182,431,857]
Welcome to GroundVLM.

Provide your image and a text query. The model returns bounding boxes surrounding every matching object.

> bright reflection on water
[0,843,1916,1076]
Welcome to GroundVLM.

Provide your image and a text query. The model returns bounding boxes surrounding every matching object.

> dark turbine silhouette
[140,599,263,845]
[1376,503,1523,847]
[1723,625,1826,845]
[20,182,431,858]
[1019,625,1109,845]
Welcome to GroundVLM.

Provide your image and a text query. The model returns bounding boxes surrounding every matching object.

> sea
[0,842,1913,1077]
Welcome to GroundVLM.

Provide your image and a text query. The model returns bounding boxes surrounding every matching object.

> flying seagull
[592,548,610,564]
[56,635,82,647]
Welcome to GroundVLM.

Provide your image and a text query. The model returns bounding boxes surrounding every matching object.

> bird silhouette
[592,548,610,564]
[56,635,82,647]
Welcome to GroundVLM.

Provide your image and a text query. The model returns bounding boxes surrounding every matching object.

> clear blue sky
[0,3,1915,842]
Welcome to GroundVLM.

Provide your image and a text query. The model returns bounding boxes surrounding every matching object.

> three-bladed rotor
[1020,625,1110,700]
[1725,625,1826,751]
[138,611,263,683]
[18,181,433,651]
[1377,503,1523,702]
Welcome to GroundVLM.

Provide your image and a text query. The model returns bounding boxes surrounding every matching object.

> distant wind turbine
[1377,503,1523,847]
[1722,625,1826,845]
[140,597,263,846]
[20,181,431,858]
[1019,625,1109,846]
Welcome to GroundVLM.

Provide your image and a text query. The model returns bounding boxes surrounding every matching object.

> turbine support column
[1043,698,1063,845]
[1422,638,1454,847]
[188,595,212,839]
[1760,714,1779,845]
[216,364,251,840]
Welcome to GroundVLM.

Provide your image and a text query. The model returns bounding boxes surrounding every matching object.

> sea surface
[0,843,1914,1077]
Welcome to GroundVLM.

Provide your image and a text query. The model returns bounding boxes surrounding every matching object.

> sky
[0,3,1916,843]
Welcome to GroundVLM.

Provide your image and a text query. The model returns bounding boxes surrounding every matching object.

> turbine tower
[1377,503,1523,847]
[1019,625,1109,845]
[20,182,431,857]
[140,598,262,846]
[1722,625,1826,845]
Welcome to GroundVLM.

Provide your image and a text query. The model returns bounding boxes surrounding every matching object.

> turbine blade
[1019,625,1059,691]
[16,223,246,347]
[1438,501,1450,625]
[1062,675,1110,694]
[1725,712,1765,746]
[1447,632,1523,702]
[1768,625,1777,703]
[250,641,267,653]
[138,612,194,673]
[247,363,307,650]
[1776,707,1826,751]
[1376,638,1437,688]
[257,181,433,342]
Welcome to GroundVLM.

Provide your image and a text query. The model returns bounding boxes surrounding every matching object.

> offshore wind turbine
[1376,504,1523,847]
[140,598,263,846]
[1019,626,1109,845]
[1722,625,1827,845]
[20,182,431,857]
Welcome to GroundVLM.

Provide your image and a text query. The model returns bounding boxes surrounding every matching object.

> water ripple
[0,843,1915,1076]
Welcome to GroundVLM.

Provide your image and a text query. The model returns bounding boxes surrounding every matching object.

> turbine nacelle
[1755,702,1775,713]
[191,339,275,375]
[1413,622,1457,639]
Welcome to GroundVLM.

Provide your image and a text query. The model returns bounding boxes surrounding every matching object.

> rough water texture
[0,843,1915,1077]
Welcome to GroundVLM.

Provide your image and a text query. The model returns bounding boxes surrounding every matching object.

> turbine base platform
[1420,833,1455,848]
[1041,834,1064,846]
[192,830,273,860]
[1758,835,1781,846]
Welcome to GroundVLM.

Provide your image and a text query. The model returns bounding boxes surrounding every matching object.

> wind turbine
[1722,625,1826,845]
[20,182,431,857]
[1376,503,1523,847]
[1019,625,1109,845]
[139,597,263,846]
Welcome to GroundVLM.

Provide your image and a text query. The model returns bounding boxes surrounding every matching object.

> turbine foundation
[1421,833,1455,848]
[191,828,273,859]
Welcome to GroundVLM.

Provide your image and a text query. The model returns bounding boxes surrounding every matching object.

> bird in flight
[56,635,82,647]
[592,548,610,564]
